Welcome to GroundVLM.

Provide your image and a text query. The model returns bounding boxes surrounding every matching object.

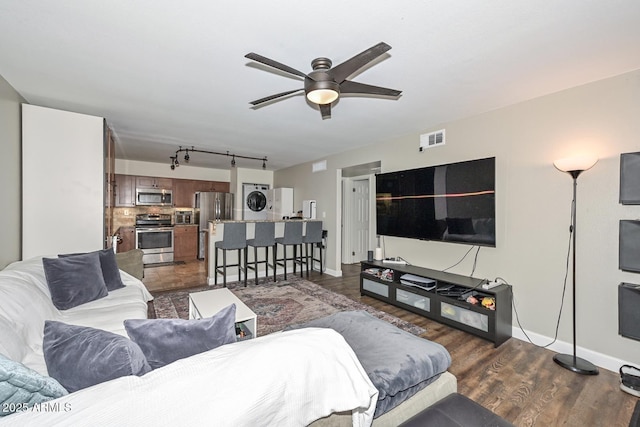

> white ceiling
[1,1,640,171]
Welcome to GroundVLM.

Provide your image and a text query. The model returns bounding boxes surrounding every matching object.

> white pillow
[0,316,26,363]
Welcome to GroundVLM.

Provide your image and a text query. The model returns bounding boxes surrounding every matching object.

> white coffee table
[188,288,257,339]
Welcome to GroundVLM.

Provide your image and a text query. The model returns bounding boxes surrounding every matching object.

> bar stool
[214,222,248,287]
[303,221,323,276]
[275,221,304,280]
[246,222,276,285]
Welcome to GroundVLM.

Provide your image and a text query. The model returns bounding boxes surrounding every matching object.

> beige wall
[275,69,640,370]
[0,75,24,268]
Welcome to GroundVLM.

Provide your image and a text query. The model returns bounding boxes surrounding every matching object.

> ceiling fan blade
[329,42,392,83]
[249,88,304,106]
[339,80,401,97]
[245,53,309,79]
[320,103,331,120]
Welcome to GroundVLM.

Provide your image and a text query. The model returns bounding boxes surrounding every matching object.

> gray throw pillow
[60,249,126,291]
[124,304,237,370]
[42,252,109,310]
[43,321,151,393]
[114,249,144,280]
[0,353,68,417]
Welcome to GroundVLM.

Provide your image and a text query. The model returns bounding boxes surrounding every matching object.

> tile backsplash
[113,207,176,231]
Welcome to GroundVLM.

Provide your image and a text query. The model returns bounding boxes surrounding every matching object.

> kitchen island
[207,219,321,285]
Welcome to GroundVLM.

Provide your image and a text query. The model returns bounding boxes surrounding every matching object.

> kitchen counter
[206,219,321,285]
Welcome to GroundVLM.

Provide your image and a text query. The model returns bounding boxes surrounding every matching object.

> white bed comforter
[2,328,379,427]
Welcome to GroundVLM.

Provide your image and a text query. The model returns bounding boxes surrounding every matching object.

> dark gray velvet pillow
[60,249,126,291]
[124,304,237,370]
[43,252,109,310]
[43,321,151,393]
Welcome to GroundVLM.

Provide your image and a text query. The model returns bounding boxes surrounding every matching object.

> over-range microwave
[135,189,173,206]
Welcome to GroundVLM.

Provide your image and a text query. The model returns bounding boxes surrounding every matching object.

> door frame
[341,174,376,264]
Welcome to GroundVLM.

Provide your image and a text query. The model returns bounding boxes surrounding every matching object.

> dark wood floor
[144,260,637,426]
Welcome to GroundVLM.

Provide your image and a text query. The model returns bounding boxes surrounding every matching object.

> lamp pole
[552,167,599,375]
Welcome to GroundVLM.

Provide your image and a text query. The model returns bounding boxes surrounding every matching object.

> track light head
[231,155,236,167]
[184,150,190,162]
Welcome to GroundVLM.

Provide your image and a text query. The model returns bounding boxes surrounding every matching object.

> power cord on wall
[442,245,479,274]
[504,204,573,349]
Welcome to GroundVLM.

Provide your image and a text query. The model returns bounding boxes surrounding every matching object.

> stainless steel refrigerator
[194,192,234,259]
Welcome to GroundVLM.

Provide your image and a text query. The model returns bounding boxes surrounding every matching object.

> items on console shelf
[235,323,252,341]
[363,267,394,282]
[400,274,435,291]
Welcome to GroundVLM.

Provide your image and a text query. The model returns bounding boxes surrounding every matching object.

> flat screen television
[376,157,496,246]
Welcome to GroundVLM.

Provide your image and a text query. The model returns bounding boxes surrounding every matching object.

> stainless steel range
[135,214,174,265]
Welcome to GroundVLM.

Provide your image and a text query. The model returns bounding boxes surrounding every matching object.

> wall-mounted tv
[376,157,496,246]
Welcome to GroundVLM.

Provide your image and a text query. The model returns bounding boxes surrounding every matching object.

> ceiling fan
[245,42,402,119]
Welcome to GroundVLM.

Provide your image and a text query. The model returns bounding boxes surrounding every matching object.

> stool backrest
[303,221,323,244]
[252,222,276,246]
[220,222,247,249]
[281,221,303,244]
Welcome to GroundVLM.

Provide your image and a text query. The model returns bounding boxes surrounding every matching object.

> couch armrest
[115,249,144,280]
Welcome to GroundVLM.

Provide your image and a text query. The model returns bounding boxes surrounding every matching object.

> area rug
[151,277,426,337]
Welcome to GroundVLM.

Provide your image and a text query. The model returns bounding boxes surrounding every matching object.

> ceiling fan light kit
[245,42,401,119]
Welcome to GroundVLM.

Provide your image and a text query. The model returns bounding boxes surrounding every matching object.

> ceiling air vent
[419,129,445,151]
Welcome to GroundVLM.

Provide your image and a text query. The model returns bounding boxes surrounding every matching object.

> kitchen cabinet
[175,179,230,208]
[174,225,198,261]
[118,226,136,253]
[115,174,136,207]
[173,179,197,208]
[136,176,173,190]
[194,180,230,193]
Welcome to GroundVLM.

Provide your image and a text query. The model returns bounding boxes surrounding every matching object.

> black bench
[398,393,514,427]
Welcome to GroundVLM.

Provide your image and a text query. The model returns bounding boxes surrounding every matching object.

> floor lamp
[552,155,599,375]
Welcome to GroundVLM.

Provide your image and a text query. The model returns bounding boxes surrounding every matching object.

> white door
[349,178,370,263]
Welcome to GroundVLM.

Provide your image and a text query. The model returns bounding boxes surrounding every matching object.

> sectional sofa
[0,252,456,426]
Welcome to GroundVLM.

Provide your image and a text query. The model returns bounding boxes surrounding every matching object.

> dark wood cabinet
[173,179,197,208]
[174,225,198,261]
[116,174,229,209]
[360,261,512,347]
[114,174,136,207]
[194,180,230,193]
[174,179,231,208]
[117,226,136,253]
[135,176,173,190]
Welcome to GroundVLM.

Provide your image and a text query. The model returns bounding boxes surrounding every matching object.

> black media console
[360,261,512,347]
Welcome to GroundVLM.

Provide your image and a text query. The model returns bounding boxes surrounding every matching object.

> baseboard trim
[511,326,629,374]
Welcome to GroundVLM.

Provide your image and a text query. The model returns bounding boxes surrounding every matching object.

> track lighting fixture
[169,146,267,170]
